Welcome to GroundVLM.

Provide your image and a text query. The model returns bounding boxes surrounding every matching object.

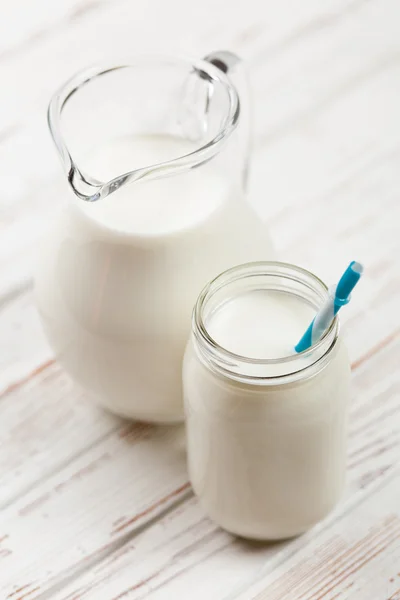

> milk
[207,290,315,359]
[184,268,351,539]
[35,134,273,422]
[78,135,232,235]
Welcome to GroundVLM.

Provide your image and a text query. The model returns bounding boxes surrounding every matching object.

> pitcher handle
[204,51,252,191]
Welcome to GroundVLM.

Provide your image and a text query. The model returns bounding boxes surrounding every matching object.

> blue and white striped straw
[295,261,364,353]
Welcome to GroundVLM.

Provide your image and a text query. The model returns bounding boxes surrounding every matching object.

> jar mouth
[192,261,339,382]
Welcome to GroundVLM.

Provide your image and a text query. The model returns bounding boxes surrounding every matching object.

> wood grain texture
[14,335,397,600]
[0,0,399,598]
[233,471,400,600]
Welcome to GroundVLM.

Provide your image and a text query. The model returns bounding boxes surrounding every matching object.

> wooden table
[1,0,400,598]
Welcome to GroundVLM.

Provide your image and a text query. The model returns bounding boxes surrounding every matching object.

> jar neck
[192,262,339,385]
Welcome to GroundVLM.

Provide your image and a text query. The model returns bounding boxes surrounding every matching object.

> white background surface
[0,0,400,598]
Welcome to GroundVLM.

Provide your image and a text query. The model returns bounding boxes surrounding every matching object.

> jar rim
[192,261,339,382]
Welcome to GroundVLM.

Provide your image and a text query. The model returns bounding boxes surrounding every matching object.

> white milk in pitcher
[184,263,350,539]
[35,135,273,422]
[79,135,233,234]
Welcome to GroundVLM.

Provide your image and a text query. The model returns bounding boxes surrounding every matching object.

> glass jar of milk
[35,53,273,422]
[183,262,351,540]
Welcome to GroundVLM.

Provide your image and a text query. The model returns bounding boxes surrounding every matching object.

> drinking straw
[295,261,363,353]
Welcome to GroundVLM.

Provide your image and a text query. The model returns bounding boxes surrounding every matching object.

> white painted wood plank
[265,145,400,365]
[0,177,397,519]
[2,21,400,385]
[0,0,397,494]
[31,335,400,600]
[0,418,189,598]
[1,0,399,295]
[0,0,399,598]
[0,318,400,598]
[0,288,53,394]
[1,134,398,395]
[1,49,398,525]
[0,362,122,508]
[0,225,397,597]
[232,471,400,600]
[0,0,109,57]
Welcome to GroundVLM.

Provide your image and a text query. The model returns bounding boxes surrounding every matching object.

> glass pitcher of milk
[35,51,274,423]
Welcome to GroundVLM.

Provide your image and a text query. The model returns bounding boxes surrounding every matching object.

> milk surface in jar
[35,134,271,422]
[183,262,351,540]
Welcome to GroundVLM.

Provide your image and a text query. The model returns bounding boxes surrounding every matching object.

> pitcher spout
[48,56,242,202]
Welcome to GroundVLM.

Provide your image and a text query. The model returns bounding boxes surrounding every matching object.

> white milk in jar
[183,262,350,539]
[35,134,272,422]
